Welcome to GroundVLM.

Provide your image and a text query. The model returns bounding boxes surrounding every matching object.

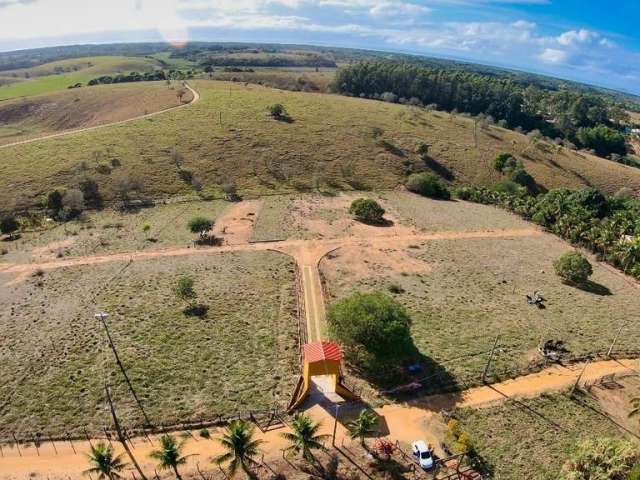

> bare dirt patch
[212,199,262,245]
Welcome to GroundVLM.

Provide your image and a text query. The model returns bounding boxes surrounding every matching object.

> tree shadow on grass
[576,280,612,296]
[422,156,455,181]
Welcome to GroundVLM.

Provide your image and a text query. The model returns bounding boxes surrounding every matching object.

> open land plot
[2,200,228,264]
[0,250,299,437]
[0,82,194,146]
[456,392,629,480]
[0,56,162,100]
[319,196,640,389]
[3,80,640,210]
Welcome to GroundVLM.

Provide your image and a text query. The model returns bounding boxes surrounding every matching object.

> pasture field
[0,82,193,145]
[0,56,161,100]
[2,200,228,263]
[2,80,640,210]
[0,250,299,436]
[456,392,627,479]
[319,193,640,388]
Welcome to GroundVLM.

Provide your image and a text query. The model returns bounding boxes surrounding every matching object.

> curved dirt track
[0,83,199,149]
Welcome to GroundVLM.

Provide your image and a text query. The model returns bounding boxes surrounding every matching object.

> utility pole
[482,336,500,384]
[331,403,342,448]
[607,323,626,358]
[571,360,591,396]
[105,384,148,480]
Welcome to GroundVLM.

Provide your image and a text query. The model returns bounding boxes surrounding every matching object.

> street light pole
[332,403,342,448]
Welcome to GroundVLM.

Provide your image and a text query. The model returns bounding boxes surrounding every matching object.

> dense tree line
[334,62,632,157]
[87,69,192,86]
[456,185,640,279]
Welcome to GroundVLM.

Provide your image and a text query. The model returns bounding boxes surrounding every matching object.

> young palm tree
[149,434,191,480]
[214,419,264,478]
[348,409,378,447]
[281,414,330,464]
[84,442,128,480]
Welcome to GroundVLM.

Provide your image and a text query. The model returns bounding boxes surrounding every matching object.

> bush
[493,153,517,172]
[406,173,450,199]
[560,438,639,480]
[183,303,208,317]
[554,251,593,285]
[199,428,211,439]
[267,103,288,119]
[492,180,523,195]
[79,177,102,209]
[175,276,196,301]
[0,215,18,238]
[510,167,535,190]
[576,125,626,157]
[327,291,413,360]
[46,190,63,214]
[188,216,213,233]
[349,198,385,224]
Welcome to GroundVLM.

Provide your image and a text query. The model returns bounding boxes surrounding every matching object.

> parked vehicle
[411,440,434,470]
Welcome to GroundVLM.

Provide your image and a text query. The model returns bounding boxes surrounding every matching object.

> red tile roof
[304,341,343,363]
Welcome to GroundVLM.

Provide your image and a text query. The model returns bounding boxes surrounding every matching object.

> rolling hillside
[1,79,639,210]
[0,56,161,100]
[0,82,193,146]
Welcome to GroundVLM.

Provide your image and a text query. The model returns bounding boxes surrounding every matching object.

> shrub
[0,215,18,238]
[46,190,64,214]
[380,92,398,103]
[493,153,516,172]
[188,216,213,233]
[79,177,102,209]
[267,103,287,118]
[175,276,196,301]
[415,141,430,157]
[349,198,385,224]
[62,189,85,218]
[560,438,639,480]
[183,303,208,317]
[327,291,413,360]
[492,180,523,195]
[554,251,593,285]
[199,428,211,439]
[406,173,450,200]
[510,167,535,190]
[576,125,626,157]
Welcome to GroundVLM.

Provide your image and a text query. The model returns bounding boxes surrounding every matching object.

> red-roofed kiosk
[288,341,359,411]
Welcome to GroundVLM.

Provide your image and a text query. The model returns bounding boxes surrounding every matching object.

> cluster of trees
[333,62,631,158]
[455,185,640,279]
[87,69,193,86]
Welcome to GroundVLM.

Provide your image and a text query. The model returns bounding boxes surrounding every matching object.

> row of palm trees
[85,410,379,480]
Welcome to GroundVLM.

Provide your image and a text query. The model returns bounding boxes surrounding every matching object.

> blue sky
[1,0,639,94]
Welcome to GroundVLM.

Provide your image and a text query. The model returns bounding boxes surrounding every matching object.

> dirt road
[0,84,200,150]
[0,357,637,479]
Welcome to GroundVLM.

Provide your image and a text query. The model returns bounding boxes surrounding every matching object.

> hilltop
[1,79,639,210]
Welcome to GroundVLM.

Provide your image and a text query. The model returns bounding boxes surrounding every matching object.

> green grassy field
[0,56,161,100]
[3,80,640,211]
[0,250,299,436]
[320,193,640,388]
[456,392,623,479]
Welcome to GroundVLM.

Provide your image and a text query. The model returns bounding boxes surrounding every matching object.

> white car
[411,440,435,470]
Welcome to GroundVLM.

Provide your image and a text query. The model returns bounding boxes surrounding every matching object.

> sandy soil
[211,200,262,245]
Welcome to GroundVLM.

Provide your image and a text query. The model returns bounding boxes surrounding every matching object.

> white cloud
[557,28,598,46]
[538,48,568,64]
[369,1,431,19]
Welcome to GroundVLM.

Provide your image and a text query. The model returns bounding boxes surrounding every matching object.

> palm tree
[84,442,128,480]
[281,414,330,464]
[149,434,191,480]
[214,419,264,478]
[348,409,378,447]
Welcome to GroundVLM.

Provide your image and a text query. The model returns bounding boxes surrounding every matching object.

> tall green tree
[281,414,330,463]
[149,434,191,480]
[84,442,128,480]
[214,420,264,478]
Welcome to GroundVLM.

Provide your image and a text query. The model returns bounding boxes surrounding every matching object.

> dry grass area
[0,250,299,437]
[0,82,193,145]
[2,80,640,210]
[456,392,625,479]
[319,193,640,387]
[208,68,335,92]
[2,200,228,263]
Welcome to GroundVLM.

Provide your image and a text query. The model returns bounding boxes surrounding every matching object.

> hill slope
[1,80,639,210]
[0,56,161,100]
[0,82,193,146]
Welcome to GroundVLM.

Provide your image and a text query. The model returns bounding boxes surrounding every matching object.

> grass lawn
[0,250,299,437]
[320,195,640,389]
[3,80,640,210]
[0,56,161,100]
[456,392,624,479]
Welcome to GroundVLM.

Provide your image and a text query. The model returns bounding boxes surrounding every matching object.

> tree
[149,435,190,480]
[79,177,103,209]
[348,409,378,447]
[175,276,196,302]
[406,173,450,200]
[281,414,329,464]
[327,291,413,361]
[47,190,64,214]
[560,438,639,480]
[84,442,128,480]
[188,216,213,233]
[214,419,264,478]
[62,188,85,217]
[576,125,626,157]
[349,198,385,224]
[554,251,593,285]
[494,153,515,172]
[0,215,18,239]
